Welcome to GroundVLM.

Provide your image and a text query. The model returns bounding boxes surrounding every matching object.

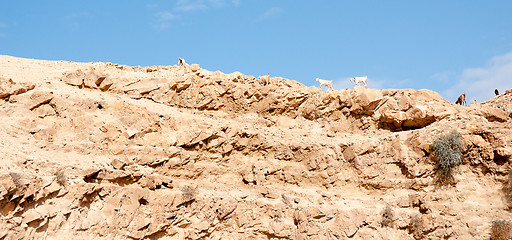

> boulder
[411,89,445,102]
[61,70,85,86]
[9,90,54,110]
[0,77,35,99]
[472,105,509,122]
[190,64,200,72]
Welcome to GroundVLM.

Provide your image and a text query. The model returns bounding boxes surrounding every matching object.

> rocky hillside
[1,55,511,239]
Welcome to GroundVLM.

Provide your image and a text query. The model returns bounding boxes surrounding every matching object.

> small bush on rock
[181,186,196,202]
[380,204,394,227]
[505,168,512,204]
[9,172,24,188]
[429,131,465,185]
[491,220,512,240]
[508,168,512,193]
[55,170,67,186]
[408,214,423,239]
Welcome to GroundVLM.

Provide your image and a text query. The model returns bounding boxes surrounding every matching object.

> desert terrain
[1,55,511,239]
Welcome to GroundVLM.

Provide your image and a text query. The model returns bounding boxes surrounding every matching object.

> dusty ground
[1,55,511,239]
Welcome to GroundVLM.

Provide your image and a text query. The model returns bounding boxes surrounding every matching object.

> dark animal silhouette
[455,93,466,106]
[495,89,499,96]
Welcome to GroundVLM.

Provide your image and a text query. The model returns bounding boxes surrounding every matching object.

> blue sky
[1,1,512,102]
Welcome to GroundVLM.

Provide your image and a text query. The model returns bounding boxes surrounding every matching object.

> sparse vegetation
[55,170,67,186]
[381,204,394,227]
[506,168,512,203]
[181,186,196,202]
[508,168,512,192]
[409,214,423,239]
[491,220,512,240]
[9,172,24,189]
[429,131,465,185]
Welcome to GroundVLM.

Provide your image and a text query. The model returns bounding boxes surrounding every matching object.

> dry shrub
[381,204,394,227]
[505,168,512,206]
[509,168,512,187]
[9,172,24,188]
[181,186,196,202]
[55,170,67,186]
[409,214,423,239]
[508,168,512,194]
[429,131,465,185]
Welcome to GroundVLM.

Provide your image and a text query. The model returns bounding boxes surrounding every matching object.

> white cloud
[0,22,6,28]
[173,0,228,12]
[332,78,356,90]
[61,12,90,30]
[152,11,180,30]
[150,0,237,30]
[431,72,456,82]
[152,22,171,30]
[156,11,178,21]
[174,1,208,12]
[257,7,283,21]
[443,51,512,103]
[331,77,387,90]
[146,3,159,9]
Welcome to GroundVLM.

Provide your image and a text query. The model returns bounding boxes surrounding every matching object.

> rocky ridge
[0,55,511,239]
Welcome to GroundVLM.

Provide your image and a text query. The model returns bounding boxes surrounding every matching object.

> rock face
[0,55,511,239]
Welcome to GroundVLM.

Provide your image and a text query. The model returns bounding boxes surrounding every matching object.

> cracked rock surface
[1,55,512,239]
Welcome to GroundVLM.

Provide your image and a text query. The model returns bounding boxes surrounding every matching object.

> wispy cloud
[331,76,387,90]
[256,7,283,21]
[332,77,356,90]
[152,11,180,30]
[431,72,457,82]
[156,11,179,21]
[443,51,512,102]
[62,12,90,30]
[174,0,208,12]
[146,3,159,9]
[173,0,228,12]
[0,22,7,28]
[149,0,238,30]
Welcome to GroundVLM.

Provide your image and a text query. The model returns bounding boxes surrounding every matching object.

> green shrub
[491,220,512,240]
[429,131,465,185]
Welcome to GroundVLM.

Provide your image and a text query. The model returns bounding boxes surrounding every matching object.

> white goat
[178,57,188,66]
[258,73,270,85]
[350,76,367,88]
[316,78,334,91]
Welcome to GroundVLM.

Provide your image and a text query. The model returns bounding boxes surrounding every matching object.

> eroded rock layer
[0,55,511,239]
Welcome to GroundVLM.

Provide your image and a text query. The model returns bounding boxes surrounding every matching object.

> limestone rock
[0,77,35,99]
[1,55,511,240]
[190,64,200,72]
[9,90,54,110]
[471,105,509,122]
